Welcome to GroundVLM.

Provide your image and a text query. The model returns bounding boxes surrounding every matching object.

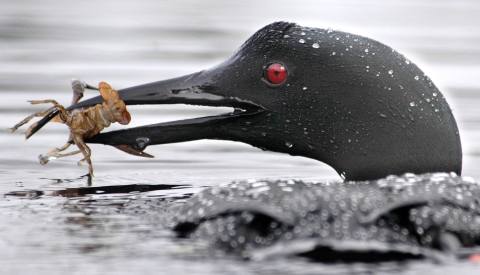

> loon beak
[29,69,265,157]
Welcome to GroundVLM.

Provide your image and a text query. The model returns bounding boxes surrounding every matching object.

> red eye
[265,63,288,84]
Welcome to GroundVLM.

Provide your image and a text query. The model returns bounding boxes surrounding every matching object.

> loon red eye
[265,63,288,85]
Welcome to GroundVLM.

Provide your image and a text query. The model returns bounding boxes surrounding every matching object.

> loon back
[174,173,480,261]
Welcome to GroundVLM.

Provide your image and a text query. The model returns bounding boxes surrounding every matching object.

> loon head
[31,22,462,181]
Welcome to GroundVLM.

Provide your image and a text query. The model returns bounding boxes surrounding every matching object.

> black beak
[28,69,265,156]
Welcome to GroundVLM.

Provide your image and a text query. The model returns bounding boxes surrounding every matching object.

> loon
[30,22,479,261]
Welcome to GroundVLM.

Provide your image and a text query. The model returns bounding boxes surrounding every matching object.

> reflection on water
[1,0,480,274]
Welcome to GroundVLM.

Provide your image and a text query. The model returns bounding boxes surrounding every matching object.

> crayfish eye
[264,63,288,85]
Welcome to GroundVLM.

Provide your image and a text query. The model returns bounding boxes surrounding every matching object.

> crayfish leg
[71,79,86,105]
[53,144,82,158]
[71,78,98,105]
[28,100,70,121]
[9,105,57,134]
[38,142,80,165]
[11,100,72,138]
[73,135,93,177]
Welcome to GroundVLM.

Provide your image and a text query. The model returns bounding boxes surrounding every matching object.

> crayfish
[10,80,131,177]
